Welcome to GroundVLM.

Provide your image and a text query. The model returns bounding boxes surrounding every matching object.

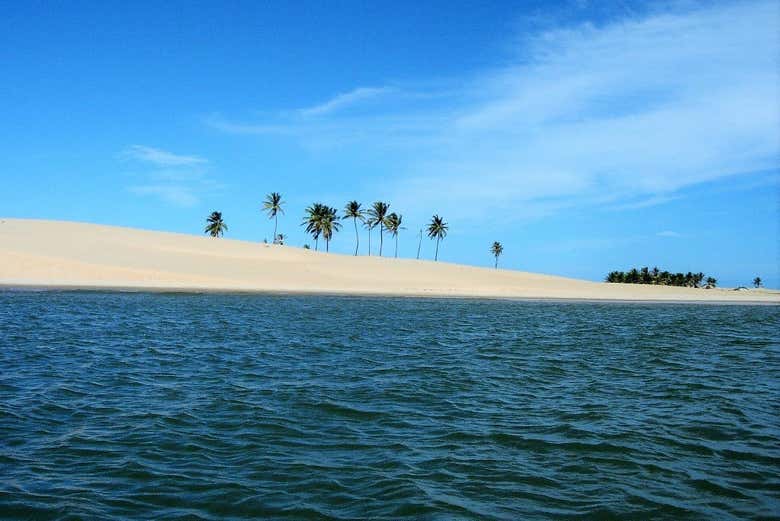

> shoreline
[2,283,777,306]
[1,218,778,304]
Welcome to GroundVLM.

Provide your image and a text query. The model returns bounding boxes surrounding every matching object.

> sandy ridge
[1,219,777,303]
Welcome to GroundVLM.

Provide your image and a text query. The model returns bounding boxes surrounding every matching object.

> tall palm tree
[262,192,284,240]
[491,241,504,269]
[204,211,227,237]
[343,201,364,256]
[364,218,376,256]
[385,213,404,258]
[320,206,341,252]
[302,203,326,250]
[427,214,448,261]
[367,201,390,256]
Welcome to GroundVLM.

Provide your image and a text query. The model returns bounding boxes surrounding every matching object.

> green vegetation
[204,211,227,237]
[342,201,364,256]
[753,277,762,288]
[606,267,715,288]
[491,241,503,269]
[262,192,284,240]
[427,215,448,261]
[367,201,390,256]
[302,203,341,251]
[206,196,453,263]
[385,213,404,258]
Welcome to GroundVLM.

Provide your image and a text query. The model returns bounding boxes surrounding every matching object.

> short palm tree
[367,201,390,256]
[491,241,504,269]
[385,213,404,258]
[427,214,448,261]
[343,201,364,256]
[204,211,227,237]
[262,192,284,240]
[753,277,762,288]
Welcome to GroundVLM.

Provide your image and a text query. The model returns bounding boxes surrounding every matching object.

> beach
[0,218,777,303]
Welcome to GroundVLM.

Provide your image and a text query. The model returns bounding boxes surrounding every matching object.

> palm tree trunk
[315,237,319,251]
[367,228,371,256]
[435,237,440,261]
[416,230,422,260]
[273,214,278,241]
[495,257,498,269]
[379,224,384,256]
[353,218,359,256]
[395,235,398,258]
[326,238,329,252]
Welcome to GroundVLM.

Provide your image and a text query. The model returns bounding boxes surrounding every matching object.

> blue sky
[2,0,778,287]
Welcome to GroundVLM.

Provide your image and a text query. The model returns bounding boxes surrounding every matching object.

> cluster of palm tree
[204,199,449,260]
[302,203,341,252]
[204,198,438,258]
[606,267,716,288]
[294,197,448,261]
[206,193,509,267]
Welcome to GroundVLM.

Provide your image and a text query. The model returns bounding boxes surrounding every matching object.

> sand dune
[0,219,776,303]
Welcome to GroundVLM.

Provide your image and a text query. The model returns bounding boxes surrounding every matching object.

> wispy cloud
[209,1,779,222]
[656,230,682,238]
[123,145,207,166]
[299,87,394,117]
[122,146,218,207]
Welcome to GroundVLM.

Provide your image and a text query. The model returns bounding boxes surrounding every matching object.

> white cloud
[657,230,682,238]
[123,145,207,166]
[299,87,394,117]
[122,146,218,207]
[210,1,779,221]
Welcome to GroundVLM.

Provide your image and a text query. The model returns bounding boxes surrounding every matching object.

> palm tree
[320,206,341,252]
[385,213,404,258]
[204,211,227,237]
[491,241,504,269]
[367,201,390,256]
[262,192,284,240]
[753,277,762,288]
[427,214,448,261]
[303,203,340,252]
[302,203,326,250]
[364,218,376,256]
[343,201,364,256]
[705,276,717,288]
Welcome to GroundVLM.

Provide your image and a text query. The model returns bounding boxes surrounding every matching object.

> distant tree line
[606,267,717,288]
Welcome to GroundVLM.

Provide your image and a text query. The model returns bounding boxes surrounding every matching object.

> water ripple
[1,292,779,520]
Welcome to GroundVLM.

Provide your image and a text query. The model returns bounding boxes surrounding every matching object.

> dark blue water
[1,292,779,520]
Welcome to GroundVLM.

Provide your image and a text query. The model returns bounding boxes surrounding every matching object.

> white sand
[0,219,777,303]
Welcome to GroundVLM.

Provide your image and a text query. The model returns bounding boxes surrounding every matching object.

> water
[1,292,778,520]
